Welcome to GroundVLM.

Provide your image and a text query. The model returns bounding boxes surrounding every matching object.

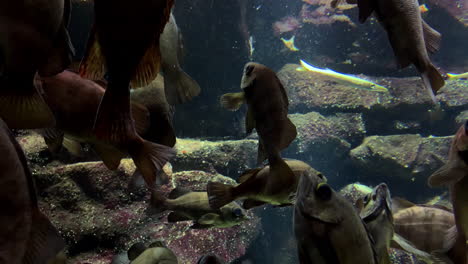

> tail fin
[421,64,445,103]
[23,210,65,264]
[164,68,201,105]
[220,92,245,111]
[129,138,176,187]
[148,190,168,216]
[207,181,235,209]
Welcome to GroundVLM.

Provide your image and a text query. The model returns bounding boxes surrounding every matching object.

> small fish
[79,0,174,147]
[0,0,74,129]
[130,244,178,264]
[248,36,255,60]
[38,70,176,186]
[428,120,468,264]
[207,160,318,210]
[0,118,65,262]
[356,183,393,264]
[294,171,378,264]
[447,72,468,80]
[160,13,201,105]
[355,0,444,102]
[220,62,297,200]
[419,4,429,13]
[299,59,389,92]
[197,254,224,264]
[281,36,300,51]
[149,188,248,229]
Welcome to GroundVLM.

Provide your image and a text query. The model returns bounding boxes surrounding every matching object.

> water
[4,0,468,263]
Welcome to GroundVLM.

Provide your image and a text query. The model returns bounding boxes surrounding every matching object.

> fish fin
[445,226,467,264]
[130,40,161,88]
[168,187,191,199]
[421,64,445,101]
[428,161,465,187]
[130,101,150,135]
[245,107,255,134]
[93,143,125,170]
[431,251,455,264]
[39,24,75,76]
[79,26,106,80]
[269,158,296,193]
[147,190,168,215]
[206,181,235,209]
[220,92,245,111]
[243,199,267,209]
[391,197,416,212]
[279,118,297,151]
[257,140,268,165]
[392,233,434,261]
[62,137,83,157]
[23,210,65,264]
[163,67,201,105]
[129,139,176,186]
[190,223,211,229]
[167,212,191,222]
[275,76,290,107]
[357,0,375,23]
[237,168,262,183]
[443,225,458,251]
[198,213,221,225]
[422,20,442,54]
[41,128,64,154]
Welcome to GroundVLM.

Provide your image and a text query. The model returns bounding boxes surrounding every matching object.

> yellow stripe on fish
[447,72,468,80]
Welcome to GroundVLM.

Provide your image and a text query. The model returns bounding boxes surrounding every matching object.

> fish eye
[245,65,254,76]
[363,195,370,204]
[317,173,324,179]
[316,183,332,201]
[233,208,243,217]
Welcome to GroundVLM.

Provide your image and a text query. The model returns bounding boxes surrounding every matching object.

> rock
[437,79,468,110]
[171,138,258,179]
[389,248,425,264]
[34,161,260,263]
[455,110,468,125]
[339,183,373,205]
[349,134,452,199]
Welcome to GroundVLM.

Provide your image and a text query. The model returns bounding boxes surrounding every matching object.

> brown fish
[130,75,176,148]
[160,13,201,105]
[220,62,297,196]
[0,118,65,262]
[149,188,248,229]
[0,0,74,128]
[294,171,377,264]
[428,121,468,264]
[38,70,175,186]
[341,0,445,102]
[79,0,174,147]
[357,183,393,264]
[207,160,316,210]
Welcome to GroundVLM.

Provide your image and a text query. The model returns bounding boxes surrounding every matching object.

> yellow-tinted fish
[0,118,65,262]
[447,72,468,80]
[419,4,429,13]
[281,36,300,51]
[130,242,178,264]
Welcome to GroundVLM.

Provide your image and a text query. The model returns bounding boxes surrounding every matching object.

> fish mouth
[361,183,393,223]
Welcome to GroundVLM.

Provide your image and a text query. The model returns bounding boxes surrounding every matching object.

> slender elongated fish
[428,121,468,264]
[0,118,65,262]
[0,0,74,128]
[299,59,389,92]
[130,242,178,264]
[447,72,468,80]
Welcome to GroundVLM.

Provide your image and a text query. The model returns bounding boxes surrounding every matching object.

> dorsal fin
[168,187,191,199]
[391,197,415,213]
[237,168,262,183]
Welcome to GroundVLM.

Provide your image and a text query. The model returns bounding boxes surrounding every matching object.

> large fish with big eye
[0,118,65,262]
[293,170,378,264]
[220,62,297,197]
[0,0,74,129]
[428,120,468,264]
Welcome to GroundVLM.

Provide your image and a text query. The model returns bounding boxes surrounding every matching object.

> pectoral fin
[428,160,466,187]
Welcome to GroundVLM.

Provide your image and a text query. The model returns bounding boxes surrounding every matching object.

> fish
[130,75,176,148]
[428,120,468,264]
[293,170,378,264]
[419,4,429,13]
[298,59,389,92]
[220,62,297,199]
[197,254,224,264]
[160,13,201,105]
[128,242,148,261]
[249,36,255,60]
[281,36,300,52]
[0,0,74,128]
[149,188,248,229]
[356,183,394,264]
[355,0,445,102]
[79,0,174,147]
[0,118,65,262]
[130,245,178,264]
[38,70,176,186]
[207,160,317,210]
[447,72,468,80]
